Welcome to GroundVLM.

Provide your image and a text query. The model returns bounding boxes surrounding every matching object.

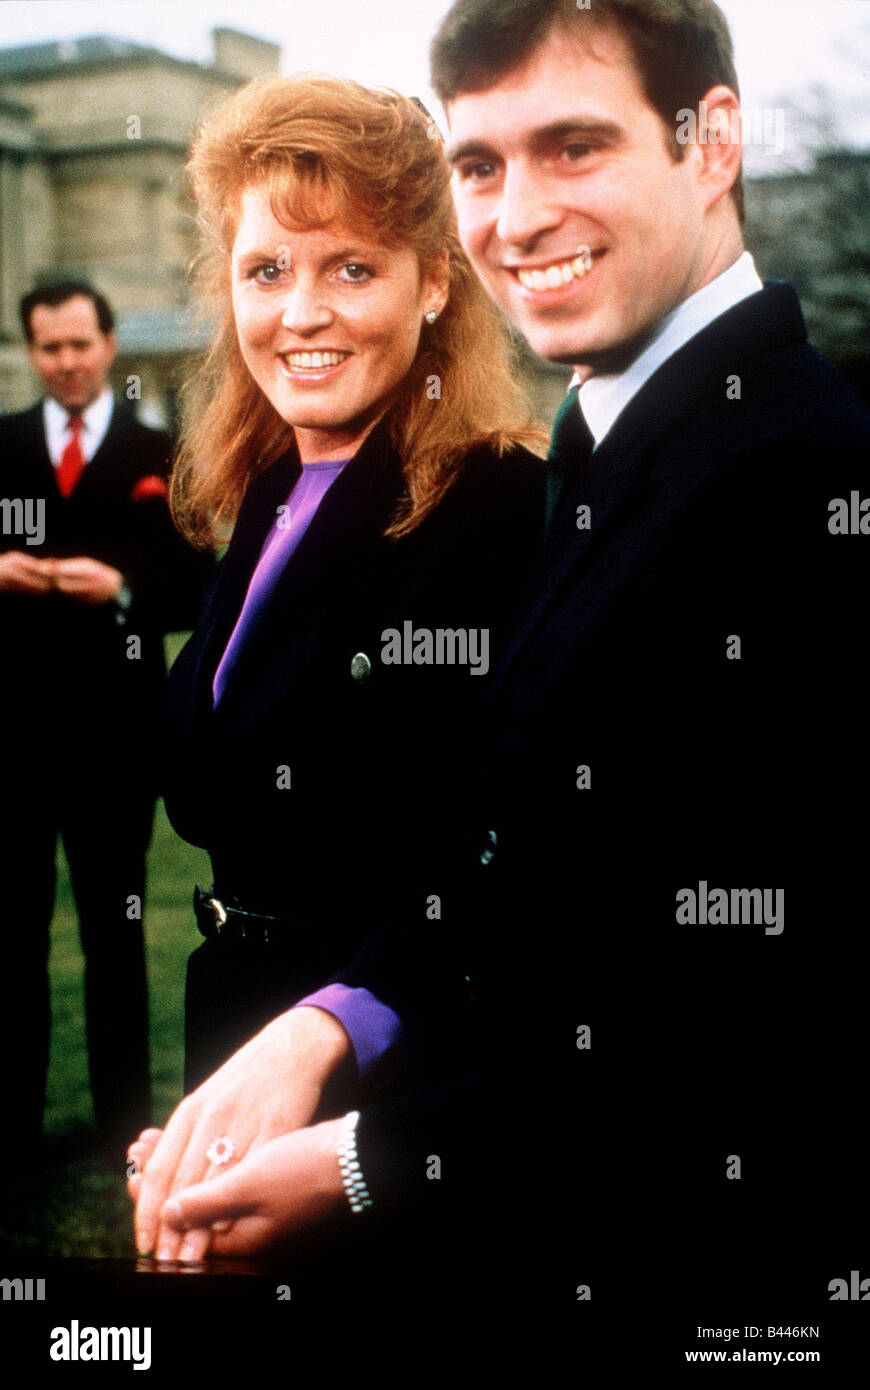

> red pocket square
[131,474,168,501]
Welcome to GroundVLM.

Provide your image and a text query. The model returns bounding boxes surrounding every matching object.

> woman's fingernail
[164,1197,189,1231]
[212,1220,232,1234]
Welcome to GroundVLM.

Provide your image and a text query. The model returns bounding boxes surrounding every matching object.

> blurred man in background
[0,280,210,1168]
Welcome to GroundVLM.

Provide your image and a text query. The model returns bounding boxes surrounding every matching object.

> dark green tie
[545,384,595,528]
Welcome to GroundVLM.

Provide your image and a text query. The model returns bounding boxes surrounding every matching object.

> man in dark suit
[0,281,209,1167]
[134,0,868,1328]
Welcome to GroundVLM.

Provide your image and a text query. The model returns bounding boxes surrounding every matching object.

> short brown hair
[172,74,541,547]
[431,0,744,223]
[20,280,114,341]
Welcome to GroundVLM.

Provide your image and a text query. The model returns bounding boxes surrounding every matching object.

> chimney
[212,28,281,80]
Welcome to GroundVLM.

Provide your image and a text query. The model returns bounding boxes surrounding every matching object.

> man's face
[447,23,716,375]
[27,295,116,411]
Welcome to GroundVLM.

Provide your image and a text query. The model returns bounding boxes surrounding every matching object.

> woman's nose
[279,284,334,335]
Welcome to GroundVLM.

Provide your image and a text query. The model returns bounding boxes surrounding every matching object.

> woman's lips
[282,350,351,369]
[278,350,352,382]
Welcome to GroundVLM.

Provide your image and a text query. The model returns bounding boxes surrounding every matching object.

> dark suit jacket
[0,397,210,803]
[328,284,870,1302]
[163,419,545,1058]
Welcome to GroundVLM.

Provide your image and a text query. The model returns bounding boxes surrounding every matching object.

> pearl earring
[424,309,438,325]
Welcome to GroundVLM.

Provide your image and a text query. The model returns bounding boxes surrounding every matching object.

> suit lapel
[17,403,57,497]
[185,447,300,722]
[491,283,807,693]
[205,420,404,728]
[72,398,135,495]
[252,419,402,626]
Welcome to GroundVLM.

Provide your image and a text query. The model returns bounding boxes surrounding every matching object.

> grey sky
[1,0,868,168]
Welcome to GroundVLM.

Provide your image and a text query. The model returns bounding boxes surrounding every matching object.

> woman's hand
[126,1127,163,1202]
[131,1006,352,1260]
[159,1119,348,1259]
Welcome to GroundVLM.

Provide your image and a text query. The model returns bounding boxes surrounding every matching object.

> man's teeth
[517,255,594,291]
[284,351,350,369]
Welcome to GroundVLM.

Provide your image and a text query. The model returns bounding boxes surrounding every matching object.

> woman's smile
[231,185,445,461]
[278,349,353,383]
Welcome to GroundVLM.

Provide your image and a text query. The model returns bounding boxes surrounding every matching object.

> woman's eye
[252,263,283,285]
[337,263,372,283]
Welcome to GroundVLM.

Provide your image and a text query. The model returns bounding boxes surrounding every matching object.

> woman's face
[231,183,447,462]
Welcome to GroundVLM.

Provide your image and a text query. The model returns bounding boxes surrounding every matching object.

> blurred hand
[160,1119,348,1260]
[131,1006,352,1260]
[0,551,56,594]
[52,556,123,604]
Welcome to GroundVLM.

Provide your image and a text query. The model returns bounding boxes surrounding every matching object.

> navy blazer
[327,284,870,1306]
[163,418,545,1071]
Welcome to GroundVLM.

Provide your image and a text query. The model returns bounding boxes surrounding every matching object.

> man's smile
[509,251,601,292]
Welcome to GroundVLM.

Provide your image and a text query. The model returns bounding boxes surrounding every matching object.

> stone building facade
[0,29,280,423]
[1,28,868,428]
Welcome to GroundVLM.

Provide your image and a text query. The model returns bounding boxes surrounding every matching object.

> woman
[128,75,544,1258]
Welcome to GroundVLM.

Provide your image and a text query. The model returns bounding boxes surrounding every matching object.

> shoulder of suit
[448,438,546,500]
[626,280,869,469]
[391,439,545,556]
[695,340,870,451]
[108,397,174,465]
[0,401,43,433]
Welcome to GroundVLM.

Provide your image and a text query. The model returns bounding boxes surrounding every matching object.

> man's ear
[696,85,743,212]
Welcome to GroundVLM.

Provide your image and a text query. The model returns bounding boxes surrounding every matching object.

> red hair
[172,74,542,546]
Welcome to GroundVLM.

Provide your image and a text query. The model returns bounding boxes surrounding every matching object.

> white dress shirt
[44,388,114,467]
[571,251,764,448]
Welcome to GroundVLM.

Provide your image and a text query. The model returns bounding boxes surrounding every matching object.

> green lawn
[0,636,212,1257]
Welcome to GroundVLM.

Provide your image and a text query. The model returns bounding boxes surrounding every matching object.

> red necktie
[56,411,85,497]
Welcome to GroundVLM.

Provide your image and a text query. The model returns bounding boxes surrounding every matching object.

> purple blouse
[213,458,349,706]
[212,455,403,1077]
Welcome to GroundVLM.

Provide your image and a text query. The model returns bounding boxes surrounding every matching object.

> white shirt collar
[44,388,114,466]
[571,251,764,449]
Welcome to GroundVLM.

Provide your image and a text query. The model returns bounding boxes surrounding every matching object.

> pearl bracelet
[336,1109,373,1214]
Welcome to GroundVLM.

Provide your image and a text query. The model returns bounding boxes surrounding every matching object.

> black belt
[193,883,301,945]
